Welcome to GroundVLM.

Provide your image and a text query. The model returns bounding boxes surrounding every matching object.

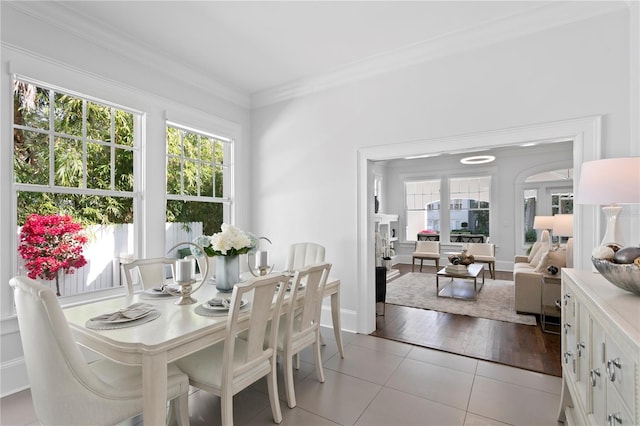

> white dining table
[63,276,343,426]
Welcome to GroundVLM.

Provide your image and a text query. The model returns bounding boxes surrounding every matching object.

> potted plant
[18,214,88,296]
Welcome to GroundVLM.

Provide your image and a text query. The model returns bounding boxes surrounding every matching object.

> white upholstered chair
[278,262,332,408]
[175,273,289,426]
[121,257,176,295]
[411,241,440,272]
[464,243,496,279]
[9,275,190,426]
[285,242,325,271]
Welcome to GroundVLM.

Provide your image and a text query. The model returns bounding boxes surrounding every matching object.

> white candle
[176,258,194,282]
[255,251,269,268]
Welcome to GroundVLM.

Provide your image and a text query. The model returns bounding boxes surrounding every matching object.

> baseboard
[321,304,356,334]
[1,357,29,398]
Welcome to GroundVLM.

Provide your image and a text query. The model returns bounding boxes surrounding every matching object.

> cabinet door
[562,285,577,378]
[604,336,636,418]
[574,298,589,409]
[589,319,606,425]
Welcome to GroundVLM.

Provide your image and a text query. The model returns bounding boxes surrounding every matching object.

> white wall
[250,10,637,333]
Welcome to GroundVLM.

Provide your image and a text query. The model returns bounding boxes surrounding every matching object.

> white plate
[144,286,179,296]
[202,298,247,311]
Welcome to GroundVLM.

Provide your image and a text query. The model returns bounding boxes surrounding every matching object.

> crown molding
[4,1,628,110]
[4,1,251,109]
[252,1,629,108]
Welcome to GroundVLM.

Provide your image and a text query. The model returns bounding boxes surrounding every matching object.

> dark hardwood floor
[370,263,562,377]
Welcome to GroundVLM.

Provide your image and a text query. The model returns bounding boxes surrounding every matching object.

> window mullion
[48,88,55,187]
[82,99,88,189]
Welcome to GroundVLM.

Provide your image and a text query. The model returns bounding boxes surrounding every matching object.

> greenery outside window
[13,77,139,297]
[165,123,231,238]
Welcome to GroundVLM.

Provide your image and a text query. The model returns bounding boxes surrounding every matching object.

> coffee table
[436,263,485,301]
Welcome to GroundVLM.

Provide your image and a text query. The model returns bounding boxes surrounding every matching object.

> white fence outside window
[16,222,203,297]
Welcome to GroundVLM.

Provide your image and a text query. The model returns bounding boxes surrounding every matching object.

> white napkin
[90,303,155,322]
[151,285,179,294]
[207,297,231,308]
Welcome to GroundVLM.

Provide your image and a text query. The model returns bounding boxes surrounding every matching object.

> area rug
[384,273,536,326]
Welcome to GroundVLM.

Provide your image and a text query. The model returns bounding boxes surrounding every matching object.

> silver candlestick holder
[248,236,275,277]
[166,242,208,305]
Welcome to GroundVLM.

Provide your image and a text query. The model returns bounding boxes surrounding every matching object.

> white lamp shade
[533,215,554,230]
[552,214,573,237]
[575,157,640,205]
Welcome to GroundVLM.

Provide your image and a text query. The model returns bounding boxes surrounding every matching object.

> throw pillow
[529,240,550,267]
[527,241,542,263]
[535,248,567,274]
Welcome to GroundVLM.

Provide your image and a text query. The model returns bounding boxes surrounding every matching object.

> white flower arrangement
[193,223,256,257]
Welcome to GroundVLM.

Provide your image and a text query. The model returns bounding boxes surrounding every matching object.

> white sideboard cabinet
[558,269,639,426]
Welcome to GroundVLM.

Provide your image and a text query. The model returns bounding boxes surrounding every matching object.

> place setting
[85,302,161,330]
[140,284,181,299]
[194,296,250,317]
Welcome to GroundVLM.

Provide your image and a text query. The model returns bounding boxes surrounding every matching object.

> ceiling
[5,1,626,107]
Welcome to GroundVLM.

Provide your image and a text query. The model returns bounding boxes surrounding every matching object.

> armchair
[411,241,440,272]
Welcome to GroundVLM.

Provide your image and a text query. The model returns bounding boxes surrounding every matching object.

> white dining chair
[283,242,330,352]
[175,273,289,426]
[278,262,332,408]
[285,242,325,271]
[9,276,190,426]
[121,257,176,295]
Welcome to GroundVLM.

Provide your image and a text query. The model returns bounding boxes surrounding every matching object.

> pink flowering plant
[18,214,88,296]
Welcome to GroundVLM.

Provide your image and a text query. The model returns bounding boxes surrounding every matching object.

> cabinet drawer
[606,384,635,426]
[605,335,636,416]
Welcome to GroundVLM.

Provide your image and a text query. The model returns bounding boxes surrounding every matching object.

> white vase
[215,255,239,293]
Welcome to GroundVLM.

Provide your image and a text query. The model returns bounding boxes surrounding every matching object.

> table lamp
[533,215,554,232]
[575,157,640,246]
[552,214,573,242]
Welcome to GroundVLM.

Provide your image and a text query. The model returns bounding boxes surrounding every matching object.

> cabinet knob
[563,352,573,364]
[564,323,571,334]
[606,358,621,382]
[576,342,586,357]
[589,368,600,387]
[607,412,622,425]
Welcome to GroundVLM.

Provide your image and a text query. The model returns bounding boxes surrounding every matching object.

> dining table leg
[331,290,345,358]
[142,351,168,426]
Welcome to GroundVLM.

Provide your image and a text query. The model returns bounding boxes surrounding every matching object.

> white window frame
[449,176,491,239]
[404,178,441,242]
[166,121,232,208]
[11,75,142,305]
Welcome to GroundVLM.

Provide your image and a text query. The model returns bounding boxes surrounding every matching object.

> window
[551,191,573,215]
[13,78,139,297]
[405,179,440,241]
[165,123,231,241]
[449,176,491,238]
[523,189,538,244]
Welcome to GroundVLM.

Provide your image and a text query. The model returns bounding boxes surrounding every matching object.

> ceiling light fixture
[460,155,495,165]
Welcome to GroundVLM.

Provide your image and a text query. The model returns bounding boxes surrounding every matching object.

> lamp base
[600,205,622,246]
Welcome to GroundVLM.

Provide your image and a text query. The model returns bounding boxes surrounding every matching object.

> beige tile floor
[1,328,562,426]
